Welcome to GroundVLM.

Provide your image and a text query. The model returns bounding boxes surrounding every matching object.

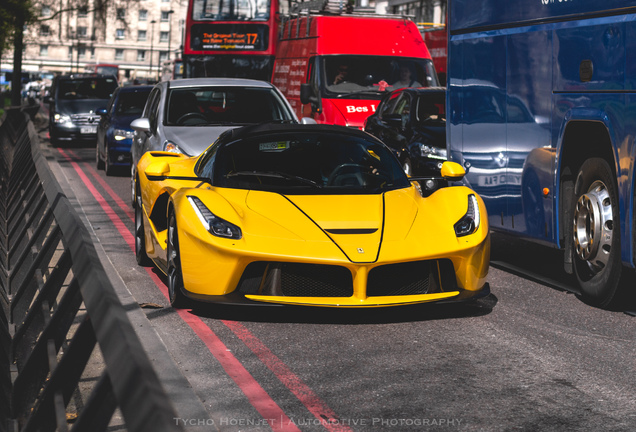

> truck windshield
[192,0,271,21]
[322,56,438,98]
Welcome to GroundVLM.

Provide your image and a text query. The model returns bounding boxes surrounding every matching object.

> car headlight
[188,196,242,239]
[53,113,71,124]
[114,129,134,141]
[419,144,448,160]
[164,140,186,154]
[454,194,480,237]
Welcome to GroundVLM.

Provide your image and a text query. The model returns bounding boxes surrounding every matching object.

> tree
[0,0,134,106]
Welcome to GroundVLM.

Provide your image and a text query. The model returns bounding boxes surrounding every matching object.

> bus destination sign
[190,24,269,51]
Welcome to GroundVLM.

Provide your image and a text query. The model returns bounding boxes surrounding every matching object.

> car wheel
[571,157,623,308]
[104,144,113,176]
[402,158,412,176]
[131,170,137,208]
[96,143,105,170]
[134,186,152,266]
[167,210,191,308]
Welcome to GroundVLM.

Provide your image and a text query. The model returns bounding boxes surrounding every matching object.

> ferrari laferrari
[134,123,490,308]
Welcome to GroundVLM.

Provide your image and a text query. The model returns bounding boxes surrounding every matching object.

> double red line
[56,148,351,432]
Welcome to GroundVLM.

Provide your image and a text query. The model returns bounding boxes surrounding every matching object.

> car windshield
[165,86,294,126]
[208,131,411,194]
[323,56,438,99]
[192,0,270,21]
[415,91,446,124]
[115,90,151,116]
[58,78,118,100]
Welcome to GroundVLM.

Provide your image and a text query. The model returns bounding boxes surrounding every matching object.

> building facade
[2,0,186,83]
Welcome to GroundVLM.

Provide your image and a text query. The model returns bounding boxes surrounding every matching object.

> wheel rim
[573,180,613,272]
[135,202,144,255]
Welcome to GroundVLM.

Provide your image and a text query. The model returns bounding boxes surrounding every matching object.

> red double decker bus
[183,0,284,80]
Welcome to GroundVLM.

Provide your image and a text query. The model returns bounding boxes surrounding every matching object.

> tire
[104,144,113,176]
[570,157,623,308]
[134,188,152,266]
[96,143,105,170]
[167,211,191,309]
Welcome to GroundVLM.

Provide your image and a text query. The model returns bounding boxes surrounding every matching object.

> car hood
[163,125,239,157]
[243,190,419,263]
[112,115,143,129]
[413,124,446,148]
[56,99,109,115]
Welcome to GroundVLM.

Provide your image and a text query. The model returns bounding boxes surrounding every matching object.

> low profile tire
[96,144,105,170]
[134,189,152,266]
[167,211,191,309]
[104,144,114,176]
[571,157,623,308]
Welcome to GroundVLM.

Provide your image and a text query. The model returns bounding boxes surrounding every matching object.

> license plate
[477,174,521,187]
[80,127,97,134]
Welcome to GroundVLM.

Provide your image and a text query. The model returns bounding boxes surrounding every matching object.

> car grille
[367,261,432,296]
[237,262,353,297]
[70,113,100,126]
[236,259,457,298]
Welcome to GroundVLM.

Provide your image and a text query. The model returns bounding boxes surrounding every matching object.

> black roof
[117,84,154,93]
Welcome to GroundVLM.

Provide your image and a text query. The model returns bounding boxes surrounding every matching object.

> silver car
[130,78,304,205]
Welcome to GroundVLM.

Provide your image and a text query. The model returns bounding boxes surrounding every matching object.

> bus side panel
[507,30,554,241]
[449,35,508,231]
[450,0,636,30]
[553,19,635,264]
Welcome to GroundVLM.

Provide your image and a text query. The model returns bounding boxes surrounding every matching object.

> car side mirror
[301,117,317,125]
[144,160,171,178]
[131,117,151,133]
[440,161,465,181]
[384,113,405,129]
[300,83,321,113]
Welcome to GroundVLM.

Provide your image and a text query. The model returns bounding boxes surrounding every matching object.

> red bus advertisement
[183,0,283,80]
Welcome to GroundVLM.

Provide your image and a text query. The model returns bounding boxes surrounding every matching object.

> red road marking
[56,149,351,431]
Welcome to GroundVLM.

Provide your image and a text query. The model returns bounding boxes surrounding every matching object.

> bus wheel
[571,158,622,307]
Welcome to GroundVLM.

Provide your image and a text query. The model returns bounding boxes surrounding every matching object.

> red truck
[272,13,439,128]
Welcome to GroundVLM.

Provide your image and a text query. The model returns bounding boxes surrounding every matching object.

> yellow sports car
[134,123,490,308]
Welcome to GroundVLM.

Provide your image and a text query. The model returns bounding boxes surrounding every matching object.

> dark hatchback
[96,85,153,175]
[47,74,118,146]
[364,87,447,176]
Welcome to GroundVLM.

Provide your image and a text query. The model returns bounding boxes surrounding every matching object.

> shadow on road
[186,293,498,325]
[490,232,636,315]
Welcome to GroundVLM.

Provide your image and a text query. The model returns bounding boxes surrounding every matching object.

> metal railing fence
[0,108,183,432]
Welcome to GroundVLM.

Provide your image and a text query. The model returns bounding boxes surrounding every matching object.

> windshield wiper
[336,89,387,98]
[226,170,322,188]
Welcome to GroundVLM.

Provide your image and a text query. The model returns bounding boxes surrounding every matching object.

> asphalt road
[35,111,636,432]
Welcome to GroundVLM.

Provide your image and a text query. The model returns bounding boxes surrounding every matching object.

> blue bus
[448,1,636,307]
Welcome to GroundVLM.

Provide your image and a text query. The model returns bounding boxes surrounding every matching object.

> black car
[46,74,118,146]
[364,87,447,176]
